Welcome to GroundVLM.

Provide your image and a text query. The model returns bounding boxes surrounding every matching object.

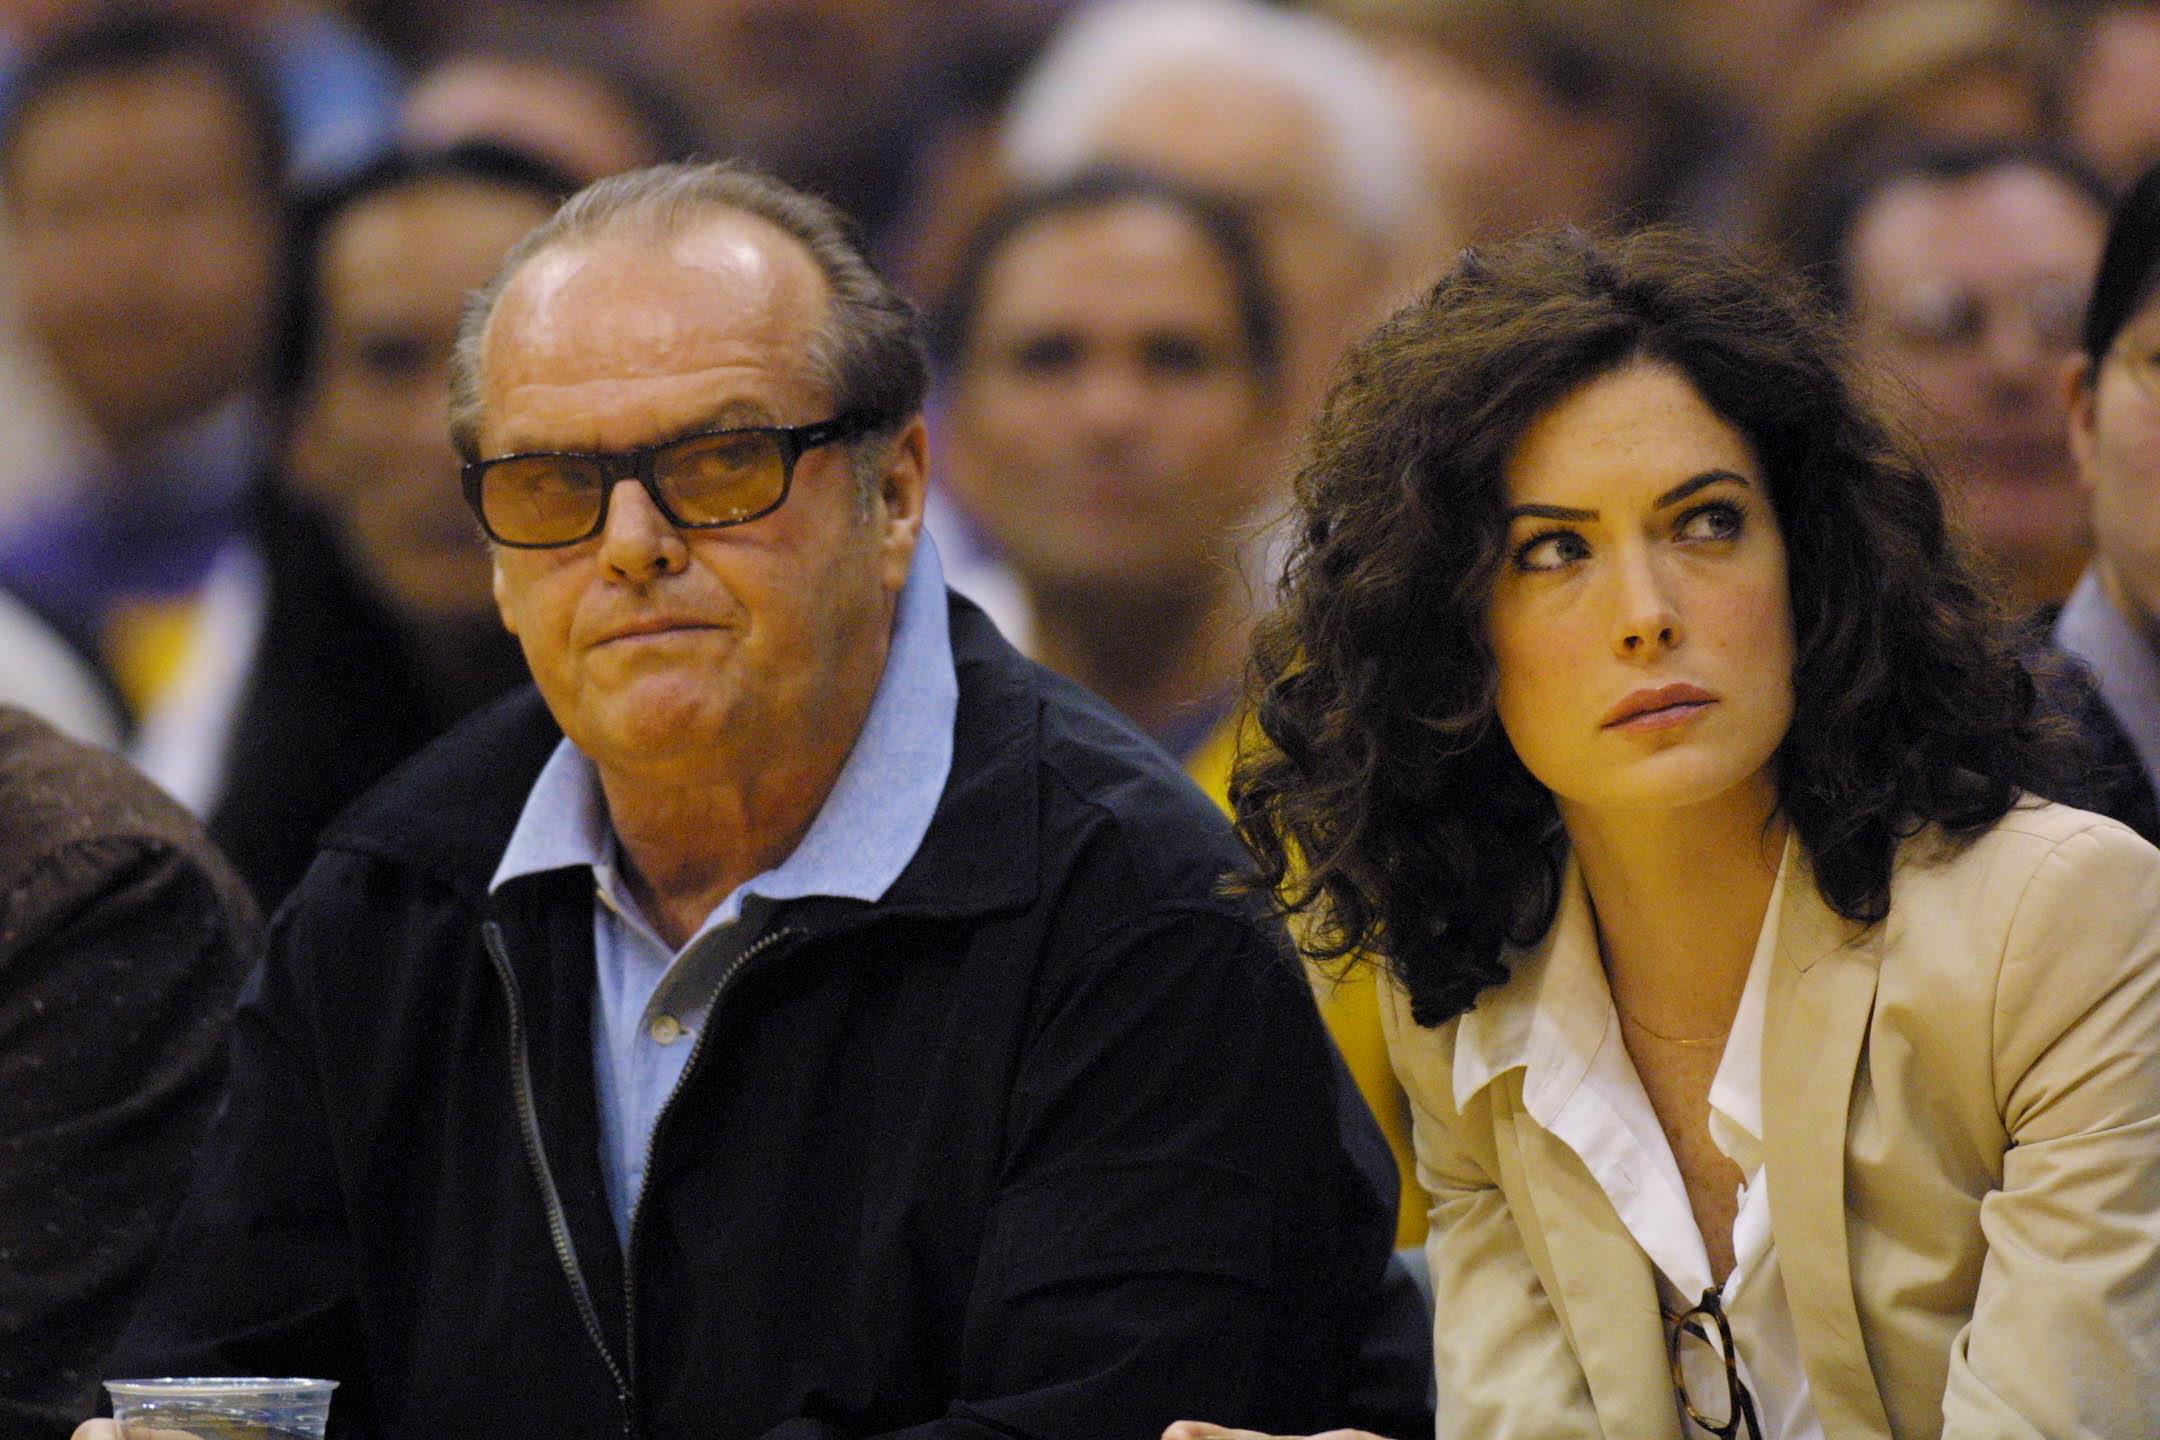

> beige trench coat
[1384,802,2160,1439]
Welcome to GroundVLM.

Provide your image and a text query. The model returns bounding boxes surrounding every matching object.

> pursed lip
[1602,682,1717,729]
[591,613,721,646]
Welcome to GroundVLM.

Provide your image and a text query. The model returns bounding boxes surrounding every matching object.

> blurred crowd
[5,0,2159,885]
[5,0,2160,1428]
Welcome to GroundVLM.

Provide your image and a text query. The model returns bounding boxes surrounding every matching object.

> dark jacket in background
[208,489,514,914]
[2022,610,2160,846]
[0,707,260,1439]
[109,599,1416,1440]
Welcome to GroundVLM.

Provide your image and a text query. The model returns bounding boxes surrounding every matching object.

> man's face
[291,177,555,631]
[946,199,1275,612]
[480,213,923,783]
[2069,296,2160,625]
[7,60,280,447]
[1845,166,2105,604]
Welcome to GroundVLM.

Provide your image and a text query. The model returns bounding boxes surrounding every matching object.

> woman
[1176,228,2160,1438]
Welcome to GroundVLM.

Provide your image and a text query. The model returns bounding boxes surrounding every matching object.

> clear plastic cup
[105,1377,338,1439]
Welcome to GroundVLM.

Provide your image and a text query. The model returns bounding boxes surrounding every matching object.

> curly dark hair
[1235,226,2078,1028]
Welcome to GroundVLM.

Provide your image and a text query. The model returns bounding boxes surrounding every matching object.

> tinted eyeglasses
[1667,1289,1762,1440]
[462,412,879,548]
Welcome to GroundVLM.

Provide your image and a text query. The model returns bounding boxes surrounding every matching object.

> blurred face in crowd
[1085,65,1392,417]
[2068,286,2160,630]
[290,176,557,631]
[947,197,1277,617]
[6,58,281,448]
[1844,164,2106,608]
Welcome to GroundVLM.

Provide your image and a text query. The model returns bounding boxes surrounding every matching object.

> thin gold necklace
[1614,1000,1733,1048]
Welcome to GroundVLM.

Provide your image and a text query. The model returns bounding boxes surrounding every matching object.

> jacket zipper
[483,919,636,1438]
[621,922,801,1390]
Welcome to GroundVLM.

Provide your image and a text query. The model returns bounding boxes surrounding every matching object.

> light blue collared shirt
[490,536,957,1244]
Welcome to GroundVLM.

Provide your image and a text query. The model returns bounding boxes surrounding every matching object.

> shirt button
[649,1015,684,1045]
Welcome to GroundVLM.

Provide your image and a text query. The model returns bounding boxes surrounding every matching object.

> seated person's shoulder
[1025,667,1249,898]
[0,706,254,928]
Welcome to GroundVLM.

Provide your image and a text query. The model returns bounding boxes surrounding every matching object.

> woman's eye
[1678,501,1745,542]
[1514,530,1589,572]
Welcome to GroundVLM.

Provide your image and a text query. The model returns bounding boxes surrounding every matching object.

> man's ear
[875,417,929,589]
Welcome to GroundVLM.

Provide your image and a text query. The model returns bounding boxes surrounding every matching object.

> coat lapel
[1762,855,1893,1440]
[1504,1105,1676,1430]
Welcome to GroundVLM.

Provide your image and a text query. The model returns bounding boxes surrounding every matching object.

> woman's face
[1486,361,1796,825]
[2068,291,2160,626]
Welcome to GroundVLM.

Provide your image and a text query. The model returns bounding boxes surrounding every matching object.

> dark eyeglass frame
[461,411,880,549]
[1666,1289,1763,1440]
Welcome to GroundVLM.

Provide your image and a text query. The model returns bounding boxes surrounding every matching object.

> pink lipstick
[1603,683,1716,731]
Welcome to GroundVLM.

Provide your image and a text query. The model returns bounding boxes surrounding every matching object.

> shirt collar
[490,533,958,924]
[1451,831,1795,1123]
[2053,566,2160,795]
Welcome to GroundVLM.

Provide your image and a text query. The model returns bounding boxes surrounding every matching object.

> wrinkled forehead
[487,217,826,379]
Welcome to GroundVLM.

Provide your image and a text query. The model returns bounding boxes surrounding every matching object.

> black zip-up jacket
[107,597,1410,1440]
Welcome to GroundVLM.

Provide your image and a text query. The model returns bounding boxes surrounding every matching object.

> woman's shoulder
[1884,799,2160,989]
[1898,797,2159,888]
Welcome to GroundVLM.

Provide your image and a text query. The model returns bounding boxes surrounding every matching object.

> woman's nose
[1609,551,1682,657]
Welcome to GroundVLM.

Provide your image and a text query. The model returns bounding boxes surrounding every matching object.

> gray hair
[446,158,927,493]
[1001,0,1420,242]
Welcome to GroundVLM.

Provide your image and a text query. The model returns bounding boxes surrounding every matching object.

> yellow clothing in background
[1185,712,1428,1247]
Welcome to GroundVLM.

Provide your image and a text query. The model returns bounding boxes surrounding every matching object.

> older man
[82,161,1406,1440]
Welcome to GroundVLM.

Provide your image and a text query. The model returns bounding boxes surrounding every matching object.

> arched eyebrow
[1504,469,1754,524]
[1656,469,1752,508]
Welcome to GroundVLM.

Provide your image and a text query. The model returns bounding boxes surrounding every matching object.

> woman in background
[1176,228,2160,1438]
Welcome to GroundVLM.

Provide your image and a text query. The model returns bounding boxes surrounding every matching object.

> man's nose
[596,476,688,580]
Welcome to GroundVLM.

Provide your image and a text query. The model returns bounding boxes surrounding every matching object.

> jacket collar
[319,594,1041,925]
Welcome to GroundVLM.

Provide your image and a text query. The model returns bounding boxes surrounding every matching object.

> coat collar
[1456,838,1895,1436]
[321,594,1043,924]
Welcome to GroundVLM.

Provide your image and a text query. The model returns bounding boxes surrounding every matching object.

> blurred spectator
[1790,143,2110,612]
[941,169,1282,759]
[0,0,398,184]
[399,13,701,183]
[0,9,286,769]
[881,0,1075,320]
[1661,0,1861,231]
[203,141,572,910]
[0,705,258,1440]
[2055,159,2160,837]
[2067,0,2160,192]
[625,0,962,247]
[160,0,399,181]
[1321,0,1712,249]
[937,167,1425,1251]
[1002,0,1427,425]
[1752,0,2070,259]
